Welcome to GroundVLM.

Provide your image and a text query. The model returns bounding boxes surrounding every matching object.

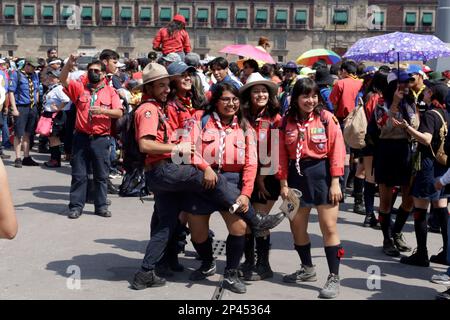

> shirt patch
[145,111,152,118]
[311,134,327,141]
[260,122,270,129]
[310,128,325,134]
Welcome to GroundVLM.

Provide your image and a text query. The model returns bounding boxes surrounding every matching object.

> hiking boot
[221,269,246,294]
[68,209,82,219]
[383,238,400,257]
[319,274,340,299]
[22,156,39,166]
[283,265,317,283]
[430,250,449,266]
[189,260,216,281]
[132,269,166,290]
[245,263,273,281]
[44,159,61,168]
[14,158,22,168]
[436,288,450,300]
[95,209,112,218]
[400,249,430,267]
[251,212,285,231]
[393,232,412,252]
[431,273,450,285]
[363,213,380,229]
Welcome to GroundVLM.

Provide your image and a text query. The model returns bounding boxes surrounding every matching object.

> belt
[144,158,171,172]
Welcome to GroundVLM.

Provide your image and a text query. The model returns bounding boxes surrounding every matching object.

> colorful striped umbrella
[296,49,341,66]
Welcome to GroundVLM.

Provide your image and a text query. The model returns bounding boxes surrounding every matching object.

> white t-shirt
[43,84,71,112]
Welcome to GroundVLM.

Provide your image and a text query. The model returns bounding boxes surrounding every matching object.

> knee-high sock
[294,243,313,267]
[413,208,428,253]
[225,235,245,270]
[325,245,344,275]
[393,207,411,234]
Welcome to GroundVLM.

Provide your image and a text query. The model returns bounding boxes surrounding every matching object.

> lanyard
[88,84,105,124]
[295,114,314,176]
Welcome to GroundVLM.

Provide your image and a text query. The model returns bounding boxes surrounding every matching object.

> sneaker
[132,269,166,290]
[14,158,22,168]
[244,263,273,281]
[400,249,430,267]
[363,213,380,229]
[251,212,285,231]
[393,233,412,252]
[221,269,246,294]
[68,209,82,219]
[283,265,317,283]
[44,159,61,168]
[383,238,400,257]
[95,209,112,218]
[22,156,39,166]
[436,288,450,300]
[189,260,216,281]
[319,274,340,299]
[430,250,449,266]
[431,273,450,285]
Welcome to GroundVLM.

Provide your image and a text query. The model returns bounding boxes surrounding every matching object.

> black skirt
[250,174,281,204]
[411,156,449,200]
[287,159,331,207]
[374,139,412,187]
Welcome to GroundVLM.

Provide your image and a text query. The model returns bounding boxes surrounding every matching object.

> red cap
[422,65,432,73]
[173,14,186,24]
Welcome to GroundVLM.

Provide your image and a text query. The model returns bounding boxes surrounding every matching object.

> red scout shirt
[64,79,122,135]
[248,110,282,172]
[166,96,197,131]
[189,112,258,198]
[329,76,363,120]
[134,97,175,166]
[278,110,346,180]
[153,28,191,55]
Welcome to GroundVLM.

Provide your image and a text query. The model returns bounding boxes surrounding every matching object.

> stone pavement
[0,150,448,300]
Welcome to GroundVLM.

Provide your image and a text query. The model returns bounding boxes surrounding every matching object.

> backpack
[429,109,448,166]
[343,97,367,149]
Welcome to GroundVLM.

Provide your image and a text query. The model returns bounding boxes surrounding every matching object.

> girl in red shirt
[152,15,191,60]
[279,78,345,299]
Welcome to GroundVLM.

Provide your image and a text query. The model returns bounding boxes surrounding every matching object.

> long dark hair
[167,21,185,37]
[205,82,249,131]
[364,70,388,101]
[241,83,280,119]
[287,78,323,121]
[167,73,207,110]
[383,79,415,124]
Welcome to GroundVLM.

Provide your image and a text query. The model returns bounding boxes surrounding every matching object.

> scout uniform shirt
[278,110,346,180]
[64,79,122,135]
[166,95,197,131]
[134,97,175,166]
[8,70,40,106]
[189,111,258,198]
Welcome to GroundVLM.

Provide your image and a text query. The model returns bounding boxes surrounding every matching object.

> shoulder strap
[430,109,447,128]
[201,113,210,129]
[429,109,448,159]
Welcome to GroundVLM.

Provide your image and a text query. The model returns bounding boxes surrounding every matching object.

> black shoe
[22,156,39,166]
[244,263,273,281]
[400,249,430,267]
[14,158,22,168]
[363,213,380,229]
[221,269,246,294]
[44,159,61,168]
[189,260,216,281]
[68,209,82,219]
[132,269,166,290]
[238,261,254,278]
[155,263,174,278]
[383,238,400,257]
[430,250,449,266]
[251,212,285,231]
[168,256,184,272]
[353,202,365,215]
[95,209,112,218]
[393,232,412,252]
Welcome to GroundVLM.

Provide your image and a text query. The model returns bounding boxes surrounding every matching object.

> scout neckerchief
[212,111,239,172]
[142,98,169,143]
[88,83,105,125]
[176,94,192,111]
[348,74,360,81]
[295,113,315,176]
[22,71,35,109]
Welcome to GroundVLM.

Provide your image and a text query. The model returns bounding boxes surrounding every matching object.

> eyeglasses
[219,97,240,105]
[88,69,102,74]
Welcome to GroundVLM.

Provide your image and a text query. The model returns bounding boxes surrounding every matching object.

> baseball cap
[185,53,200,67]
[407,64,426,77]
[25,57,40,68]
[283,61,299,73]
[167,61,196,76]
[422,65,433,74]
[173,14,186,24]
[161,52,182,63]
[47,69,61,78]
[387,70,414,84]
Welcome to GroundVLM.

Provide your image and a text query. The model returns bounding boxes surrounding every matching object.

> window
[422,12,433,26]
[121,32,133,47]
[23,5,35,19]
[160,8,172,22]
[4,5,15,19]
[101,7,113,21]
[82,31,92,46]
[275,10,288,24]
[275,35,286,50]
[197,8,208,23]
[42,6,54,20]
[405,12,416,26]
[5,31,15,45]
[62,6,72,21]
[333,9,348,24]
[236,34,247,44]
[295,10,307,25]
[81,6,93,21]
[255,9,268,24]
[179,8,190,23]
[216,8,228,25]
[120,7,132,21]
[373,11,384,26]
[140,7,151,22]
[43,31,54,45]
[236,9,248,24]
[196,35,208,48]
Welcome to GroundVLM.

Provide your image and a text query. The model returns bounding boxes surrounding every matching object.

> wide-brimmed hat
[315,68,334,86]
[132,63,175,92]
[239,72,278,97]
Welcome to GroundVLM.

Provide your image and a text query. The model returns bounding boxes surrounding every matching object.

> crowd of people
[1,15,450,300]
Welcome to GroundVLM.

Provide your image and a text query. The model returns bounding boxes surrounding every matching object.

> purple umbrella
[343,32,450,63]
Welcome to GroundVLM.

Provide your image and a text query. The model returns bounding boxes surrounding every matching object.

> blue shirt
[8,70,40,106]
[320,87,334,112]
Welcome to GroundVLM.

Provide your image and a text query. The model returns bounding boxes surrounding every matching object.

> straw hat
[239,72,278,97]
[133,63,175,92]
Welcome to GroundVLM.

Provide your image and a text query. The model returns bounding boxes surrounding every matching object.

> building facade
[0,0,439,61]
